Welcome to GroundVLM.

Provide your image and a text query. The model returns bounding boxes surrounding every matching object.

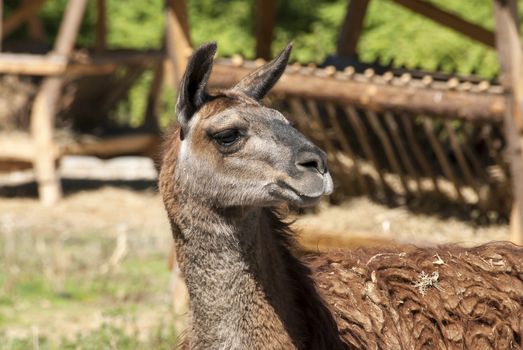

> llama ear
[232,43,292,100]
[176,42,217,134]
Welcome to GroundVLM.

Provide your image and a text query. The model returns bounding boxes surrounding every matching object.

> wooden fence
[209,58,510,222]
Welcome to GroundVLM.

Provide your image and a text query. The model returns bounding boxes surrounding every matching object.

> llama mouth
[272,175,332,206]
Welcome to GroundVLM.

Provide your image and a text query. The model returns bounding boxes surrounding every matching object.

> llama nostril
[300,160,320,169]
[296,152,326,174]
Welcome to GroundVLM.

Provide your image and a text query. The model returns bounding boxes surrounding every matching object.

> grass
[1,322,179,350]
[0,226,182,349]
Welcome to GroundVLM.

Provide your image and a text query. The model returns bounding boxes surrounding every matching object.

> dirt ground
[0,156,510,346]
[0,155,510,248]
[0,185,509,256]
[296,198,509,248]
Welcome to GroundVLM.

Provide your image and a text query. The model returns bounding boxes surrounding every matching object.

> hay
[413,271,441,296]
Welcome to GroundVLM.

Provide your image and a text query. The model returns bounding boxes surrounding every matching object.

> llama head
[164,42,333,208]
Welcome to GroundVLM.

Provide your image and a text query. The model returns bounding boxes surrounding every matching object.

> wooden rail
[210,60,506,122]
[0,51,162,76]
[0,133,158,162]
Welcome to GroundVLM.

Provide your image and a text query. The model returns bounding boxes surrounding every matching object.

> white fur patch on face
[324,172,334,195]
[179,138,189,161]
[178,113,199,161]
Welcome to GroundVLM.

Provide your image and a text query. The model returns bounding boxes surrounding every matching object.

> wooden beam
[210,61,506,122]
[61,134,158,158]
[27,15,46,42]
[144,62,164,132]
[95,0,107,52]
[0,53,113,75]
[24,0,46,42]
[390,0,495,48]
[494,1,521,95]
[0,0,3,51]
[2,0,46,39]
[255,0,277,60]
[30,0,88,205]
[337,0,370,57]
[0,160,33,172]
[165,0,192,87]
[0,132,37,162]
[53,0,86,55]
[293,224,400,252]
[0,50,161,76]
[493,0,523,245]
[0,133,158,161]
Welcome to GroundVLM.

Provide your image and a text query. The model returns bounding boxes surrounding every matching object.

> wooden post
[0,0,3,52]
[25,0,46,42]
[30,0,88,205]
[255,0,276,60]
[27,16,46,42]
[2,0,46,39]
[144,62,164,132]
[337,0,370,57]
[493,0,523,245]
[210,62,505,121]
[165,0,192,87]
[30,77,62,205]
[95,0,106,52]
[53,0,87,54]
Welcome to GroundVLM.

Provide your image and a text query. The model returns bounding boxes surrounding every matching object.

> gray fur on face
[175,103,332,209]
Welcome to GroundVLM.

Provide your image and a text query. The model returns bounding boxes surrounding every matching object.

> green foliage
[5,0,515,124]
[186,0,504,76]
[359,0,499,76]
[189,0,256,58]
[105,0,164,49]
[272,0,345,63]
[6,0,514,72]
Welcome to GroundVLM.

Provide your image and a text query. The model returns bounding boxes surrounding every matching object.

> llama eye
[213,129,241,147]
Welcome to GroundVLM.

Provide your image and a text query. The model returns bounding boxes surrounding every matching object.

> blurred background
[0,0,521,348]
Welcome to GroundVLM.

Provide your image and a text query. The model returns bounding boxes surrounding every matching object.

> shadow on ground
[0,178,158,198]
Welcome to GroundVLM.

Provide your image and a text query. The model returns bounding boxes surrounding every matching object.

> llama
[159,42,523,349]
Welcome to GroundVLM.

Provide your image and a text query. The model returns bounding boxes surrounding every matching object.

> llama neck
[173,201,302,349]
[171,198,347,350]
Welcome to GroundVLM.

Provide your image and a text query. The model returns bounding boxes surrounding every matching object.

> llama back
[308,242,523,350]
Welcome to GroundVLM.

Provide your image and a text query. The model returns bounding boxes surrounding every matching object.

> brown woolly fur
[197,92,258,120]
[264,209,348,349]
[159,42,523,350]
[309,242,523,350]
